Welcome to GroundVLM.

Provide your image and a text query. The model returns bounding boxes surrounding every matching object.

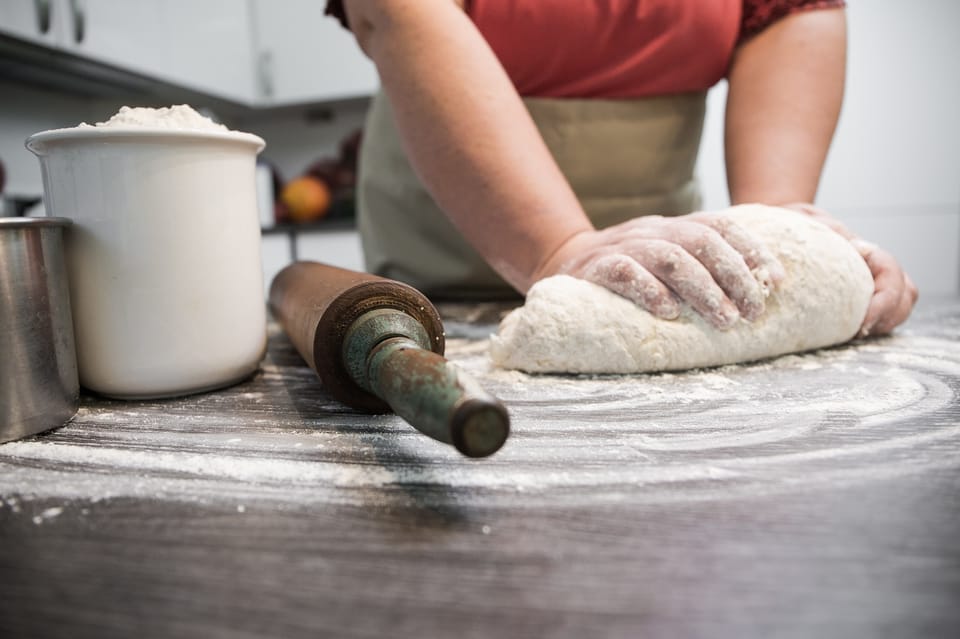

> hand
[785,203,918,335]
[532,213,786,330]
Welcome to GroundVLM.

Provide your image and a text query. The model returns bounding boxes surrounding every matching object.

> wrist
[525,226,595,292]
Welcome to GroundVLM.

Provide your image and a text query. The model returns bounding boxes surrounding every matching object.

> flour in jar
[78,104,229,132]
[490,205,874,374]
[26,104,266,398]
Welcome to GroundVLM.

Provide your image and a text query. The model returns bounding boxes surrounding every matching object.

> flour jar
[26,112,267,398]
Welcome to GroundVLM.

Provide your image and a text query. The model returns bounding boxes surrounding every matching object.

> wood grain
[1,300,959,638]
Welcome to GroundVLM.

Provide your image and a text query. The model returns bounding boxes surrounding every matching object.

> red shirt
[469,0,741,98]
[326,0,846,98]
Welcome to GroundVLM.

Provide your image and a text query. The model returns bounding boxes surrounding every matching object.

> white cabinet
[70,0,257,104]
[0,0,66,45]
[249,0,379,106]
[295,228,365,272]
[1,0,377,107]
[259,228,366,297]
[1,0,257,104]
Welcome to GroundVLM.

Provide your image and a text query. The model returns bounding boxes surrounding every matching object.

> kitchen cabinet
[294,227,364,272]
[1,0,376,106]
[0,0,257,104]
[249,0,379,105]
[259,224,366,297]
[69,0,257,104]
[0,0,66,46]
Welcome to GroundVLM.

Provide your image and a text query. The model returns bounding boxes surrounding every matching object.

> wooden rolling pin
[269,261,509,458]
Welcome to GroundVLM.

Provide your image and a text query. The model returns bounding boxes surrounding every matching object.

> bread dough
[490,205,874,373]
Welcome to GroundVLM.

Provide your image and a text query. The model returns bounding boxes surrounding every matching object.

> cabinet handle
[70,0,85,44]
[257,50,275,100]
[34,0,51,34]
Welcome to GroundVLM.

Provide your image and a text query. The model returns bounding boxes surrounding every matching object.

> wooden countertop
[2,299,959,638]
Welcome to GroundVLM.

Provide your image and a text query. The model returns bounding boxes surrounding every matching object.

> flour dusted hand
[491,205,874,374]
[537,212,785,330]
[783,203,918,336]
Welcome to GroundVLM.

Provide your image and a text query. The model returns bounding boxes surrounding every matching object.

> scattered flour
[0,313,956,510]
[0,335,955,509]
[32,506,63,525]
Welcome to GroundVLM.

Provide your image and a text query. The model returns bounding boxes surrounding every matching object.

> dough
[490,205,874,373]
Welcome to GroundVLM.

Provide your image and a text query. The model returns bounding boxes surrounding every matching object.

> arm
[725,8,917,333]
[342,0,782,328]
[725,8,845,204]
[344,0,589,292]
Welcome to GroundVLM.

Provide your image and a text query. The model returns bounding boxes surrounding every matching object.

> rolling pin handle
[345,309,510,458]
[365,337,510,458]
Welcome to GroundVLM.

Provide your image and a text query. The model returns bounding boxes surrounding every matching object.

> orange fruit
[280,176,332,223]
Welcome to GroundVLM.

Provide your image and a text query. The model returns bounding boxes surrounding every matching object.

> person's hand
[532,213,786,330]
[785,203,918,335]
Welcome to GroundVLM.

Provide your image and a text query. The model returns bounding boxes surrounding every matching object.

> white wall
[697,0,960,295]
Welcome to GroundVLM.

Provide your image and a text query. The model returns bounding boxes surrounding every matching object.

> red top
[326,0,846,98]
[469,0,741,98]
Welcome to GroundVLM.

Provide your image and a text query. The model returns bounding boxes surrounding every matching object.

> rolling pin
[269,261,509,458]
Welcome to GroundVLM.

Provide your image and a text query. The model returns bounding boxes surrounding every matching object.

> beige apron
[357,90,707,299]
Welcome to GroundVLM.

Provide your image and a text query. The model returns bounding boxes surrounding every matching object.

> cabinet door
[0,0,66,45]
[64,0,256,103]
[145,0,257,104]
[63,0,165,73]
[250,0,378,106]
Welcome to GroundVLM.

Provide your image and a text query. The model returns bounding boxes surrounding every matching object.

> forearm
[344,0,591,292]
[726,9,916,334]
[725,8,847,205]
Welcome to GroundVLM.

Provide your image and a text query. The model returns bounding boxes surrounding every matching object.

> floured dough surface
[490,204,874,373]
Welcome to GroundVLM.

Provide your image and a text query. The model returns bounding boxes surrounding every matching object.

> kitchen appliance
[0,217,78,443]
[269,261,510,458]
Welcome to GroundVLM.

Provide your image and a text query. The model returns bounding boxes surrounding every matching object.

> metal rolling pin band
[342,308,433,385]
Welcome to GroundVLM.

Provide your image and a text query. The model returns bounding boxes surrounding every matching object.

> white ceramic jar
[27,116,267,398]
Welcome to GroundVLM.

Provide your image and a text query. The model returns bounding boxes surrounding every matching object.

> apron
[357,90,707,299]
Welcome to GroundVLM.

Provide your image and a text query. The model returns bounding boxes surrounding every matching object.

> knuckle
[585,254,631,283]
[649,242,688,270]
[704,215,731,234]
[602,257,636,284]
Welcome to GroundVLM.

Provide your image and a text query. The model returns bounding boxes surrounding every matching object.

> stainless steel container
[0,217,78,443]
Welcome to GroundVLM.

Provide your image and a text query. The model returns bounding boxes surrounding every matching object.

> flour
[32,506,63,525]
[0,332,956,508]
[78,104,229,132]
[490,205,874,373]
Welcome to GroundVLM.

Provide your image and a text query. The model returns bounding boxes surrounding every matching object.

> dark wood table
[2,300,959,638]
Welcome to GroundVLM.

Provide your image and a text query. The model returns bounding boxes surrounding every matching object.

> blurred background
[1,0,957,297]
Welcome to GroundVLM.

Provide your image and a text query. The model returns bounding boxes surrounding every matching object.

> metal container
[0,217,78,443]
